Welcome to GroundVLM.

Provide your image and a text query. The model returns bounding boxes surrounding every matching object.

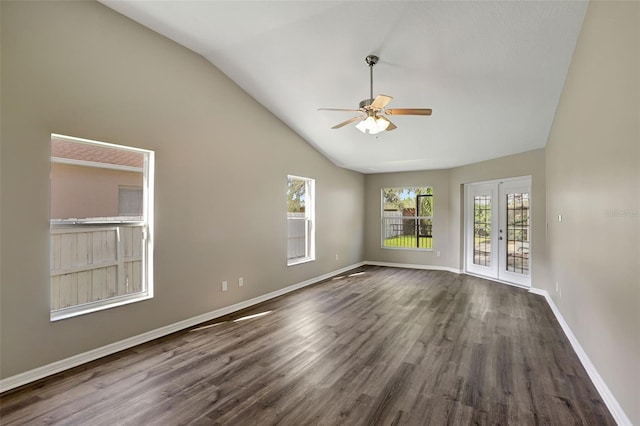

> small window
[118,186,143,217]
[287,175,315,265]
[382,187,433,250]
[50,134,154,320]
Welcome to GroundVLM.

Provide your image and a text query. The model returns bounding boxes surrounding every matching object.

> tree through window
[287,175,315,265]
[382,187,433,249]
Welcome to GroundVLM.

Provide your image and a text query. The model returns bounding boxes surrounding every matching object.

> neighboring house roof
[51,137,144,168]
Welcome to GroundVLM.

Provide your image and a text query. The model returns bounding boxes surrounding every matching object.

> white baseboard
[365,261,462,274]
[0,262,366,394]
[530,288,631,426]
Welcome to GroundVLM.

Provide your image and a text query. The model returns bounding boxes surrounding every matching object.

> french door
[465,177,531,287]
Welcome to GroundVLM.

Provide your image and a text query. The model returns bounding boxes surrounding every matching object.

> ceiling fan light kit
[355,115,389,135]
[319,55,432,134]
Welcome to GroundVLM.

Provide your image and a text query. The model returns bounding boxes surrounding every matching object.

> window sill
[50,292,152,322]
[287,257,315,267]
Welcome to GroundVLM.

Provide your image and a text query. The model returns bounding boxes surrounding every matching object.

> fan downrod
[364,55,379,104]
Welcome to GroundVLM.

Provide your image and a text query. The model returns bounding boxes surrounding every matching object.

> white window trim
[380,186,434,251]
[51,157,143,173]
[51,289,153,322]
[50,134,154,321]
[287,175,315,266]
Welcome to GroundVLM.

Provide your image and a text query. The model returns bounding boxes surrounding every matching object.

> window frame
[286,175,315,266]
[49,134,154,321]
[381,186,434,251]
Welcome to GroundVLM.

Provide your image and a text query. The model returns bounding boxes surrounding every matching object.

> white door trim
[464,176,532,287]
[465,182,498,278]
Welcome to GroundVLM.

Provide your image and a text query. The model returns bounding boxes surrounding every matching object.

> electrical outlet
[222,281,228,292]
[556,281,559,292]
[436,251,441,257]
[335,254,339,260]
[239,277,244,287]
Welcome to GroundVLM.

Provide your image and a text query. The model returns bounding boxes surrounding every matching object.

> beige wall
[364,149,546,280]
[545,1,639,423]
[0,1,364,378]
[50,163,143,219]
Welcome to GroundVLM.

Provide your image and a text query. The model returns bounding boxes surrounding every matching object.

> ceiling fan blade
[331,115,363,129]
[318,108,362,112]
[378,116,397,131]
[370,95,393,110]
[384,108,432,116]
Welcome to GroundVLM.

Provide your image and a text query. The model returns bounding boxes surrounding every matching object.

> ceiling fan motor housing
[359,99,375,109]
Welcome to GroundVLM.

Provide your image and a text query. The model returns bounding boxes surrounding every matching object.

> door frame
[464,176,532,288]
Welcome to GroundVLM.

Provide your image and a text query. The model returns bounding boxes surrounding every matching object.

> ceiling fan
[319,55,432,135]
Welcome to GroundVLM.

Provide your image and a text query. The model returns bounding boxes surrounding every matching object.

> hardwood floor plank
[0,266,615,425]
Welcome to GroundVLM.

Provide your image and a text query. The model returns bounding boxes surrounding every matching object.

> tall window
[287,175,315,265]
[382,187,433,250]
[50,134,154,321]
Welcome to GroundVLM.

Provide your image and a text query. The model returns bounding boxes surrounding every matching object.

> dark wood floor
[1,266,614,425]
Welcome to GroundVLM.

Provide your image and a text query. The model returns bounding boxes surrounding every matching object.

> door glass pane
[473,195,492,266]
[506,193,530,274]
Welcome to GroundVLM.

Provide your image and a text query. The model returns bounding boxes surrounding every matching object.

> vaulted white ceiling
[100,1,588,173]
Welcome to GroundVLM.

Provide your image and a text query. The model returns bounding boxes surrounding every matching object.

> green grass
[383,236,433,249]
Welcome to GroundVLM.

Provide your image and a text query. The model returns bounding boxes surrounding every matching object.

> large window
[287,175,315,265]
[382,187,433,250]
[50,134,154,321]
